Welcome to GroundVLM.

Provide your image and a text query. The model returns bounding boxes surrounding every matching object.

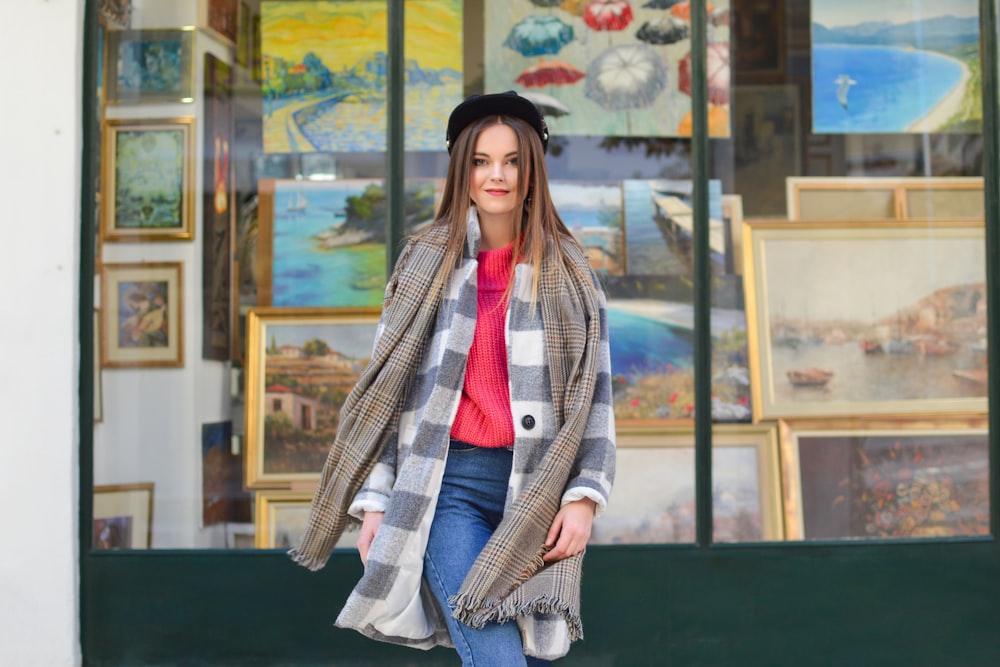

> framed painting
[104,28,195,104]
[549,181,624,276]
[732,84,801,217]
[102,117,195,242]
[244,307,380,488]
[203,55,233,360]
[254,490,357,550]
[100,262,184,368]
[720,194,744,274]
[811,0,980,134]
[99,0,132,29]
[778,416,989,541]
[786,176,985,221]
[256,178,443,308]
[260,0,463,153]
[202,421,251,526]
[732,0,786,82]
[199,0,239,45]
[590,424,784,545]
[93,482,154,550]
[743,220,987,420]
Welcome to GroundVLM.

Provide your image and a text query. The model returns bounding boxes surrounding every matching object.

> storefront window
[90,0,989,551]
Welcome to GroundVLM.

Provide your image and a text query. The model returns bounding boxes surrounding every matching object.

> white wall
[0,1,84,666]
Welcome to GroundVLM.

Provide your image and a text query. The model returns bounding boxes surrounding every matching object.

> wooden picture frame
[743,220,987,420]
[102,117,195,242]
[591,424,784,545]
[100,262,184,368]
[244,307,380,488]
[786,177,985,221]
[721,194,744,274]
[778,415,989,541]
[94,482,154,549]
[254,489,356,550]
[104,28,195,104]
[732,0,787,82]
[199,0,239,45]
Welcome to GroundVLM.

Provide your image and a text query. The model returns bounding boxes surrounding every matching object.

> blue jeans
[423,440,551,667]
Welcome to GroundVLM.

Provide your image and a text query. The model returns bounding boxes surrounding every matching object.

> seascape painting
[811,0,981,133]
[260,178,442,308]
[746,222,988,419]
[260,0,463,152]
[485,0,731,138]
[549,180,624,276]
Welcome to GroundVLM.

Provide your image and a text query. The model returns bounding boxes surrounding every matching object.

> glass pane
[715,0,990,542]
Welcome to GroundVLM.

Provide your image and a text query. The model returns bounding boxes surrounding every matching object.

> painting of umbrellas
[261,1,462,152]
[486,0,731,137]
[811,0,981,133]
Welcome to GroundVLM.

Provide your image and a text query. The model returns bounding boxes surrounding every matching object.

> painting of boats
[787,367,834,388]
[745,221,988,419]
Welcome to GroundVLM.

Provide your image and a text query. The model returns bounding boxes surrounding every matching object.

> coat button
[521,415,536,430]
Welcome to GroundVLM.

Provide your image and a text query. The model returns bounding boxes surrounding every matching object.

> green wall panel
[83,541,1000,666]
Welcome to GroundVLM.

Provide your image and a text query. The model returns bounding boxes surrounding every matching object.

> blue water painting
[813,44,963,133]
[608,307,693,380]
[271,181,385,308]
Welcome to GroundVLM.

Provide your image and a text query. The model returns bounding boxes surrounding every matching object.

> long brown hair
[418,114,581,303]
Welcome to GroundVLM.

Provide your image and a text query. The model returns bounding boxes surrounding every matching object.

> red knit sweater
[450,242,515,448]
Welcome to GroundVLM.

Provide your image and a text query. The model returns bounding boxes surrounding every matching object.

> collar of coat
[290,206,605,631]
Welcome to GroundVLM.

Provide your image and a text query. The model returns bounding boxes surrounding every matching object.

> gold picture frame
[244,307,380,489]
[100,262,184,368]
[592,424,784,545]
[101,117,196,242]
[743,219,987,420]
[254,489,357,550]
[93,482,155,549]
[778,415,989,541]
[104,28,195,104]
[786,177,984,222]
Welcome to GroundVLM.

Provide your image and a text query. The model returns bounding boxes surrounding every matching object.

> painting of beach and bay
[261,1,462,152]
[264,178,442,308]
[812,0,981,133]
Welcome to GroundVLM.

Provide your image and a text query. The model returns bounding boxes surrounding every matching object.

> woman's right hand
[357,511,384,566]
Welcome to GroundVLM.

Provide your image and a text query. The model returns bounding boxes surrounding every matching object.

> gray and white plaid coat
[335,209,616,659]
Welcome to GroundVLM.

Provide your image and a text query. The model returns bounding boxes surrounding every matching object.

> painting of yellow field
[261,0,463,153]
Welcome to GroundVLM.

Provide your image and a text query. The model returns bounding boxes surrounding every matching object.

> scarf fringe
[449,591,584,642]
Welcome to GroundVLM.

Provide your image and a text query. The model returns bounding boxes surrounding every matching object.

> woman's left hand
[542,498,597,563]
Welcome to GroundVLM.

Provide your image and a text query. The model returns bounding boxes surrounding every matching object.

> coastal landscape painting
[745,221,988,420]
[549,181,624,276]
[257,178,443,308]
[811,0,981,133]
[244,308,379,487]
[484,0,732,138]
[261,1,462,152]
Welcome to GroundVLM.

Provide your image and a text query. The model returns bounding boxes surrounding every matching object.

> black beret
[446,90,549,154]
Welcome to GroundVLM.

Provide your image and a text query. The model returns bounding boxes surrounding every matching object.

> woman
[290,91,616,665]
